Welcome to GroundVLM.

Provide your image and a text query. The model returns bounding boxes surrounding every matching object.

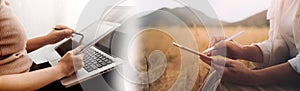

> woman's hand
[26,25,74,53]
[200,56,257,86]
[207,36,245,60]
[45,25,74,44]
[55,46,84,76]
[0,46,84,90]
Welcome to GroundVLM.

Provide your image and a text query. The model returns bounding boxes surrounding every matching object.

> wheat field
[132,26,269,91]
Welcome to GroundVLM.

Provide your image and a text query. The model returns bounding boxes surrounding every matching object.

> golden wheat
[134,26,269,91]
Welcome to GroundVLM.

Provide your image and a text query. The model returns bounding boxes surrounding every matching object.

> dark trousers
[30,62,83,91]
[30,62,123,91]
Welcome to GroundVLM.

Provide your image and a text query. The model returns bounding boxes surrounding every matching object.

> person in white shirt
[201,0,300,90]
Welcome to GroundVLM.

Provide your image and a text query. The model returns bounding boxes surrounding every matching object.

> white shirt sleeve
[254,16,290,68]
[255,23,290,68]
[288,8,300,74]
[256,0,300,74]
[253,1,291,68]
[255,40,272,68]
[288,55,300,74]
[254,27,274,68]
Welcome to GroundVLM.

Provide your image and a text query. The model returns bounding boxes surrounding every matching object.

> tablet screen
[55,21,120,56]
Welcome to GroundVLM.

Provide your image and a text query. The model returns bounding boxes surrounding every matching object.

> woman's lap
[30,62,83,91]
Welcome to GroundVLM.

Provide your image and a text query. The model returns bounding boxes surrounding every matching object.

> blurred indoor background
[9,0,89,38]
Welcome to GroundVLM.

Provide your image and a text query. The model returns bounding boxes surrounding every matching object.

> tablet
[172,42,212,60]
[55,21,120,56]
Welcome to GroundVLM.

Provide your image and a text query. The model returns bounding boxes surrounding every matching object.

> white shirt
[256,0,300,74]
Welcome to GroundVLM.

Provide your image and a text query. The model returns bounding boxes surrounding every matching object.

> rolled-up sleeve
[252,19,275,68]
[254,32,289,68]
[289,6,300,74]
[288,55,300,74]
[252,12,291,68]
[254,40,272,68]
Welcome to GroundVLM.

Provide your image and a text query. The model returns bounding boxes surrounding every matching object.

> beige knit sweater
[0,0,32,75]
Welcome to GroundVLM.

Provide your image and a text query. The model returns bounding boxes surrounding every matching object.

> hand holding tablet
[172,31,245,63]
[172,42,212,61]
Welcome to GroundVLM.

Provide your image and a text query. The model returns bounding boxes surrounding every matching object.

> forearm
[0,66,65,91]
[240,45,263,63]
[253,62,300,85]
[26,36,50,53]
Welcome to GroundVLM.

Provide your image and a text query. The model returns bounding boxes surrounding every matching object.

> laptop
[48,20,123,87]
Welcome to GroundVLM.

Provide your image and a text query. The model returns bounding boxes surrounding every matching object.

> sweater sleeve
[0,0,32,74]
[0,0,27,56]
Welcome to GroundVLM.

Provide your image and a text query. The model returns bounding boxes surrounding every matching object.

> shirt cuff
[288,55,300,74]
[252,42,271,68]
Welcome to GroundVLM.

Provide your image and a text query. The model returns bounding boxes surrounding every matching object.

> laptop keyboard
[83,48,114,72]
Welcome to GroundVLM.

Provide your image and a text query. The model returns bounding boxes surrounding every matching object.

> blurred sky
[120,0,271,23]
[209,0,271,22]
